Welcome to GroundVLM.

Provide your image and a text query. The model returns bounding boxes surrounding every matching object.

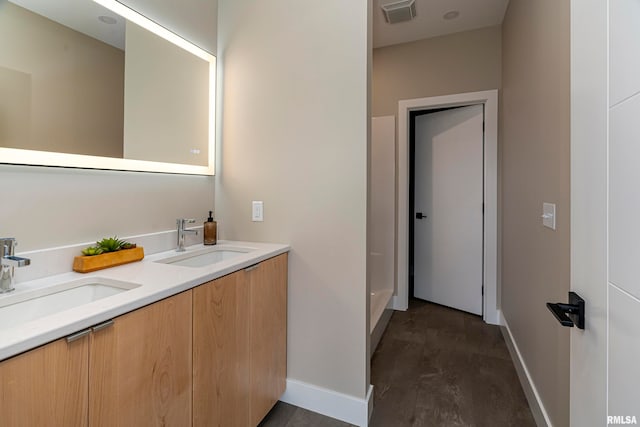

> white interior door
[413,105,483,315]
[571,1,640,425]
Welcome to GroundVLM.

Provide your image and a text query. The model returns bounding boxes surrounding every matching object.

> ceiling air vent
[381,0,417,24]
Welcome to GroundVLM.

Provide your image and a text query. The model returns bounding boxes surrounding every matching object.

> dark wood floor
[260,299,536,427]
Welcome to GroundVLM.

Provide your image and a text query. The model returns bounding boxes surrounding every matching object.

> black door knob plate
[546,291,585,329]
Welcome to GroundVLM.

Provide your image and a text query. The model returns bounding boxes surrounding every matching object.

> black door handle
[546,292,585,329]
[416,212,426,219]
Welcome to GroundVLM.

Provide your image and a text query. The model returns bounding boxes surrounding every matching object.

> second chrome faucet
[176,219,198,252]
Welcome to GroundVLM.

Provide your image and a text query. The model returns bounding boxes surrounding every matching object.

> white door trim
[393,90,499,325]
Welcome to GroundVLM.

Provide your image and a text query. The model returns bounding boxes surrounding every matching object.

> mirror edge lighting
[0,0,216,176]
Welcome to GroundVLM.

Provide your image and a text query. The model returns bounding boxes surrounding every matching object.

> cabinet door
[0,337,89,427]
[193,271,250,427]
[89,290,192,427]
[249,253,288,425]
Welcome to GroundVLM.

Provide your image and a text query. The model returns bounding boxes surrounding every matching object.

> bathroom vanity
[0,241,288,427]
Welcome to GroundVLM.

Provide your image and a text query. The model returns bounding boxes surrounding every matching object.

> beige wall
[0,2,124,158]
[0,164,214,252]
[216,0,370,399]
[0,0,216,253]
[501,1,570,426]
[123,21,209,166]
[372,26,501,117]
[0,66,30,146]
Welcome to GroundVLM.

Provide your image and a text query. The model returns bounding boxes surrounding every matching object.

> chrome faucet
[176,219,198,252]
[1,238,31,293]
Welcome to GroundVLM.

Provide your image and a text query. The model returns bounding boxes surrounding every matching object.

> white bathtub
[370,289,393,334]
[370,289,393,354]
[370,116,396,352]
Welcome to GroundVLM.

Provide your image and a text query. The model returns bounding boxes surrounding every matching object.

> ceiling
[10,0,125,49]
[373,0,510,49]
[9,0,508,54]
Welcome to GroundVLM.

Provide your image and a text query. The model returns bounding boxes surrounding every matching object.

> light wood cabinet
[0,253,286,427]
[0,336,89,427]
[193,267,250,427]
[0,291,192,427]
[248,254,288,426]
[194,253,288,427]
[89,290,193,427]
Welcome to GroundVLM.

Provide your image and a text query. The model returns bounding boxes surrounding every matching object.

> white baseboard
[280,379,373,426]
[500,315,552,427]
[391,294,407,311]
[484,306,501,326]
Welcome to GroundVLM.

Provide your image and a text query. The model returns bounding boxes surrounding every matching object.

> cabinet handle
[66,328,92,343]
[244,264,259,272]
[92,319,114,333]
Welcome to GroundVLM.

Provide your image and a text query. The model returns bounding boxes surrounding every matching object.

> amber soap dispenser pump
[204,210,217,245]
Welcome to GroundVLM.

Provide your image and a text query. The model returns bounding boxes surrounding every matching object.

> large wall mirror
[0,0,215,175]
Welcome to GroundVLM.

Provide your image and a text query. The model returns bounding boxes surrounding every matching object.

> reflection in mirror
[0,0,215,175]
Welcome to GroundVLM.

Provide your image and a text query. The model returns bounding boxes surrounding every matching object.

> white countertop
[0,240,289,361]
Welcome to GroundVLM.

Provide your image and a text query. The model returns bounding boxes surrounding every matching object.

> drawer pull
[66,328,92,343]
[244,264,259,272]
[92,319,114,333]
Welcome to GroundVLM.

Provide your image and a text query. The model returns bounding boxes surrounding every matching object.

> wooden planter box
[73,247,145,273]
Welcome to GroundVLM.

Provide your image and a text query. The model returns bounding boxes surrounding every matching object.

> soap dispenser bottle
[203,211,217,245]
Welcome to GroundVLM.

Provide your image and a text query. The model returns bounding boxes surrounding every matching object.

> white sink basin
[155,246,252,268]
[0,277,140,331]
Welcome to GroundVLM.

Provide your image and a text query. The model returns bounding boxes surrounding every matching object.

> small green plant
[81,246,104,256]
[96,236,127,253]
[81,236,136,256]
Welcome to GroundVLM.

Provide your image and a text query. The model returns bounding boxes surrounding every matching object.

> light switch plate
[542,202,556,230]
[252,201,264,222]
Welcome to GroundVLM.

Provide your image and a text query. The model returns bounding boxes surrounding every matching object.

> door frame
[393,90,499,325]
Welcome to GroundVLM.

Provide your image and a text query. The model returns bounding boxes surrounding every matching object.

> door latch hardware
[546,291,585,329]
[415,212,426,219]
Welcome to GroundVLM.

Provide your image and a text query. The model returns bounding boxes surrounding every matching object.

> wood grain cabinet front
[193,253,288,427]
[0,253,287,427]
[0,336,89,427]
[193,264,251,427]
[248,254,287,426]
[89,290,193,427]
[0,290,192,427]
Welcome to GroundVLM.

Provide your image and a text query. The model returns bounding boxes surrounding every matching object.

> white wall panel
[608,285,640,417]
[609,0,640,106]
[609,94,640,299]
[608,3,640,422]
